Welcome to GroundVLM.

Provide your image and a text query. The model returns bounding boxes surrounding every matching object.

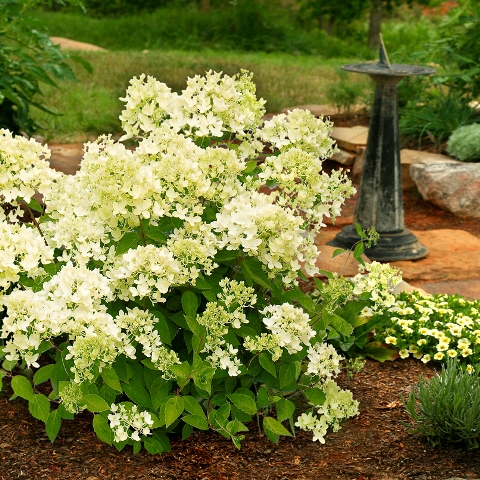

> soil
[1,359,480,480]
[1,113,480,480]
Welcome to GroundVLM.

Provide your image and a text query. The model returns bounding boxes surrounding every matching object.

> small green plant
[403,357,480,449]
[446,123,480,162]
[325,68,369,115]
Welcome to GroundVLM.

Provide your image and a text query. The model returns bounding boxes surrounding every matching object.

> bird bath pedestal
[328,53,435,261]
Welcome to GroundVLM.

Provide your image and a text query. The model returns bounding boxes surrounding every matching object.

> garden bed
[1,358,479,479]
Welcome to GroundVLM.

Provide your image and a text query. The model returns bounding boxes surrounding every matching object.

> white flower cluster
[0,129,60,219]
[213,191,316,283]
[306,342,343,378]
[244,303,315,360]
[107,245,182,302]
[0,222,54,290]
[120,70,266,141]
[259,108,337,158]
[115,307,180,377]
[196,279,256,376]
[353,261,402,311]
[258,147,355,229]
[295,379,359,443]
[108,403,154,442]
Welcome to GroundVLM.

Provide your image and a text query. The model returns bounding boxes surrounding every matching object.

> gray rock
[410,163,480,218]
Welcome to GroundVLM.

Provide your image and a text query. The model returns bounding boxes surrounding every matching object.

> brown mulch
[1,359,480,480]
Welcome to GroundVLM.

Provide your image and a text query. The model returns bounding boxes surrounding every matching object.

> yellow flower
[413,352,423,359]
[447,349,458,358]
[466,364,474,374]
[399,349,409,359]
[421,354,431,363]
[461,348,473,357]
[437,341,449,352]
[408,345,418,353]
[433,352,444,361]
[417,339,427,346]
[385,336,397,345]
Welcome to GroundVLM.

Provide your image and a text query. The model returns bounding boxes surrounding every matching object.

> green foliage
[0,0,86,134]
[399,0,480,149]
[403,357,480,449]
[399,92,479,150]
[324,68,371,114]
[446,123,480,162]
[34,5,374,57]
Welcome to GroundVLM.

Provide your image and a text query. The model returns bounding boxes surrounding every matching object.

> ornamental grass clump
[403,357,480,449]
[0,69,398,454]
[373,291,480,369]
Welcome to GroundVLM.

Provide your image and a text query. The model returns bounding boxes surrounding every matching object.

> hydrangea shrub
[0,70,395,453]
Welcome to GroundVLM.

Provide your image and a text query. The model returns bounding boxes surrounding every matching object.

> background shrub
[446,123,480,162]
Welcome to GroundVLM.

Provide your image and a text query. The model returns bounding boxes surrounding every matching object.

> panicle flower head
[108,403,154,443]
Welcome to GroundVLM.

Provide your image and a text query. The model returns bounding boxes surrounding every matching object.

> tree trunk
[201,0,210,13]
[368,0,382,50]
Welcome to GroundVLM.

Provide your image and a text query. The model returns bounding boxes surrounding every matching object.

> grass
[29,7,442,143]
[32,50,373,143]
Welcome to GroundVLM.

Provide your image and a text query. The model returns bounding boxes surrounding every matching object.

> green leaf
[165,396,185,428]
[182,414,209,430]
[276,398,295,422]
[363,342,399,362]
[81,394,110,412]
[29,394,50,423]
[354,223,367,239]
[116,232,142,256]
[259,352,277,378]
[215,249,241,263]
[325,310,354,336]
[353,242,365,261]
[11,375,34,401]
[122,382,152,409]
[143,224,168,244]
[144,436,164,454]
[182,422,194,440]
[241,257,279,295]
[46,409,62,442]
[332,248,346,258]
[305,387,326,406]
[279,362,297,389]
[93,414,114,446]
[183,396,206,417]
[181,291,199,318]
[101,367,122,392]
[170,361,191,386]
[227,393,257,415]
[33,364,55,386]
[256,386,270,409]
[150,377,170,412]
[26,197,44,213]
[263,416,292,437]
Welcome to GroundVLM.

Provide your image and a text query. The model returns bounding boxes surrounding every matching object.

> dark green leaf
[165,396,185,428]
[276,398,295,422]
[144,436,164,454]
[259,352,277,378]
[33,364,55,386]
[182,414,209,430]
[81,394,110,412]
[122,382,152,409]
[93,414,114,446]
[45,409,62,442]
[116,232,142,256]
[305,387,326,405]
[181,291,199,318]
[279,362,297,389]
[227,393,257,415]
[101,367,122,392]
[11,375,34,401]
[29,394,50,423]
[263,416,292,437]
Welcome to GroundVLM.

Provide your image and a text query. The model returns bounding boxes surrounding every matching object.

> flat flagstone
[331,126,368,153]
[48,143,84,175]
[389,229,480,283]
[408,279,480,301]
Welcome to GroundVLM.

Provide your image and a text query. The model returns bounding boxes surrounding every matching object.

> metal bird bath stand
[328,43,435,261]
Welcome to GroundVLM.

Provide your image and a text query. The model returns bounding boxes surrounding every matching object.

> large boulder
[410,163,480,218]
